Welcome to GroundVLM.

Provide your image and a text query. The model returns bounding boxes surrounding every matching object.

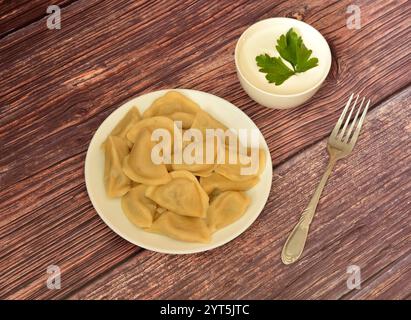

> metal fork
[281,94,371,265]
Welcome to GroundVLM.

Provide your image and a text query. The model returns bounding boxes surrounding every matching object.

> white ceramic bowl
[85,89,273,254]
[235,18,332,109]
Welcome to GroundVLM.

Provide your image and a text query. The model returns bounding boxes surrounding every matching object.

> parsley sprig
[256,28,319,85]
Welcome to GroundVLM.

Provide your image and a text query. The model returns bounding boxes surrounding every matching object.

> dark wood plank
[1,0,410,188]
[70,88,411,299]
[0,0,75,38]
[0,0,410,299]
[0,153,139,299]
[341,252,411,300]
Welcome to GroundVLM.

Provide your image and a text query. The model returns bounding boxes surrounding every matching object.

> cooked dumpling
[171,157,213,174]
[191,110,228,137]
[122,128,172,185]
[148,210,211,243]
[126,116,175,145]
[142,91,201,119]
[152,206,167,221]
[200,172,259,194]
[171,161,216,177]
[155,206,167,215]
[154,206,167,216]
[110,107,141,140]
[190,165,215,177]
[104,136,131,197]
[167,112,195,129]
[171,135,216,176]
[215,147,266,181]
[102,91,267,243]
[207,191,250,232]
[145,170,209,218]
[121,185,157,228]
[131,181,140,188]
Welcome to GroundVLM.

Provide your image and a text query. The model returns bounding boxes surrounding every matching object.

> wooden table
[1,0,410,300]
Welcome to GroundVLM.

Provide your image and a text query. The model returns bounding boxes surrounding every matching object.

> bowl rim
[234,17,332,98]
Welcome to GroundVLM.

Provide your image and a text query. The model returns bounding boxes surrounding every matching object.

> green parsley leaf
[255,28,319,85]
[256,54,295,85]
[276,29,299,68]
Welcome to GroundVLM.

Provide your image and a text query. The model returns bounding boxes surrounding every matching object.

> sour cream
[235,18,332,108]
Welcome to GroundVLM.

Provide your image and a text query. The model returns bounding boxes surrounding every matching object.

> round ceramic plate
[85,89,273,254]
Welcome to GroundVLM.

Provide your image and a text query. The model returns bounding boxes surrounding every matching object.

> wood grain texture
[0,0,74,38]
[2,0,411,187]
[71,88,411,300]
[0,0,410,299]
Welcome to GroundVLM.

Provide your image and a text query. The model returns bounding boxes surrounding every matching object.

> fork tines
[331,93,370,145]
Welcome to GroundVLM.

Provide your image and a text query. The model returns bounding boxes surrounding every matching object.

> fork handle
[281,156,337,265]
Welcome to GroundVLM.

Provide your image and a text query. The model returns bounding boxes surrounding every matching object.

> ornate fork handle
[281,155,338,265]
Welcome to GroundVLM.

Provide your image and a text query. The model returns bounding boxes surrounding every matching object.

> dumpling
[148,210,211,243]
[126,116,176,145]
[167,112,195,129]
[142,91,201,119]
[191,110,227,137]
[171,161,216,177]
[155,206,167,215]
[171,163,215,177]
[122,128,172,185]
[190,110,235,152]
[104,136,131,197]
[200,172,259,194]
[215,147,266,181]
[102,90,267,243]
[131,181,140,188]
[145,170,209,218]
[103,107,141,149]
[171,133,216,176]
[109,107,141,141]
[123,116,177,185]
[121,185,157,228]
[207,191,250,232]
[156,207,167,214]
[152,206,167,221]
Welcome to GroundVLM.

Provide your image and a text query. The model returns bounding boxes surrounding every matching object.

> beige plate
[85,89,273,254]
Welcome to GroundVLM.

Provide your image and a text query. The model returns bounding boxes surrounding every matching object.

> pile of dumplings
[103,91,265,243]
